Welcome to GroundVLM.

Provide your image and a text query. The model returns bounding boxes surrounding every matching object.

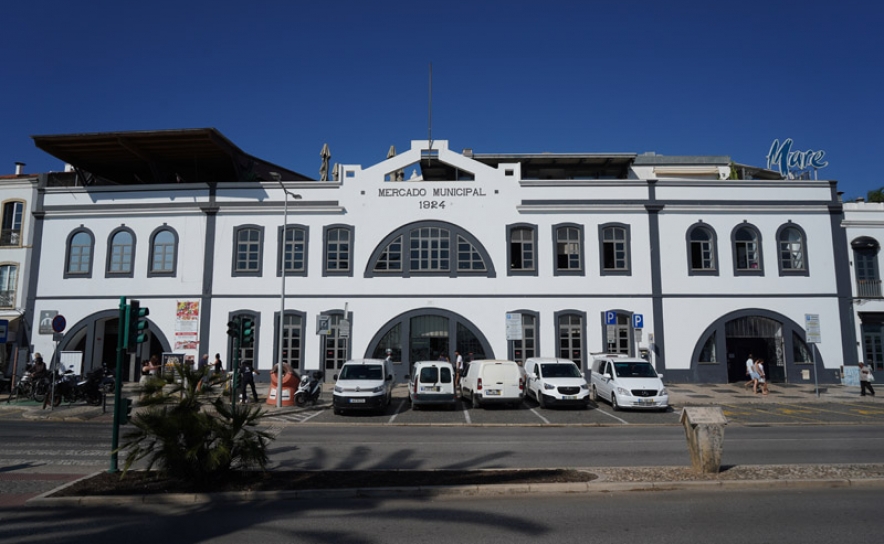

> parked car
[332,358,395,415]
[407,361,457,410]
[460,359,525,408]
[523,357,590,408]
[590,355,668,411]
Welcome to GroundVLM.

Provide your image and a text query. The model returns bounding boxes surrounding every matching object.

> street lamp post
[271,173,301,407]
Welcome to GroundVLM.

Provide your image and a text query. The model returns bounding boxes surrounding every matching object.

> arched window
[149,226,179,277]
[65,227,95,278]
[553,224,584,276]
[777,223,808,276]
[366,221,495,278]
[233,225,264,277]
[106,227,135,277]
[686,223,718,275]
[599,223,631,275]
[324,225,354,277]
[732,224,763,275]
[507,224,537,276]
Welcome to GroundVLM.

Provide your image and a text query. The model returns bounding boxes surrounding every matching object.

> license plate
[485,389,501,396]
[637,398,655,405]
[420,386,439,393]
[349,398,366,403]
[563,395,577,400]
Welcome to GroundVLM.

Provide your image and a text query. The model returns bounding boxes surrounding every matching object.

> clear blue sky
[2,0,881,199]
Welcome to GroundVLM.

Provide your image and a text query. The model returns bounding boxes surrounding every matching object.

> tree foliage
[867,187,884,203]
[118,364,272,485]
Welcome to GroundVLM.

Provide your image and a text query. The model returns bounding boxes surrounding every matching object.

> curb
[26,473,884,507]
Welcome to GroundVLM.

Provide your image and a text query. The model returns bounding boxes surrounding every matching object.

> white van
[407,361,457,410]
[523,357,590,408]
[460,359,525,408]
[332,358,395,415]
[590,355,668,411]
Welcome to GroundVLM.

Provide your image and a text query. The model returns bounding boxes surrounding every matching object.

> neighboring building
[843,201,884,374]
[0,162,38,381]
[25,129,853,385]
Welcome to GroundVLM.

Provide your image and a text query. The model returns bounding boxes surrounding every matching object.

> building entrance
[367,308,493,382]
[725,316,785,383]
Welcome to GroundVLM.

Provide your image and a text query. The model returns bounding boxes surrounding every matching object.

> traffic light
[227,318,240,338]
[117,397,133,424]
[240,318,255,348]
[126,300,150,353]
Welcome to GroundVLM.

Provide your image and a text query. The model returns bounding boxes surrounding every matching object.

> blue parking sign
[605,311,617,325]
[633,314,644,329]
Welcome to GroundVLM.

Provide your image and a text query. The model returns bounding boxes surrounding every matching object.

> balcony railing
[857,279,883,299]
[0,229,21,246]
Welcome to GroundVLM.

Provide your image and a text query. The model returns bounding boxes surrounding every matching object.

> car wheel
[333,406,342,415]
[537,393,546,409]
[471,391,480,409]
[590,385,598,402]
[611,394,620,411]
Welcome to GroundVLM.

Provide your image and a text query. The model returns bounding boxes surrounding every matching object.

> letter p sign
[605,311,617,325]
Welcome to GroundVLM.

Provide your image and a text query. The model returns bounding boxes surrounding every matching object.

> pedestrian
[384,349,393,365]
[213,353,223,375]
[744,353,758,390]
[239,360,259,403]
[455,351,464,386]
[198,354,209,372]
[755,358,769,395]
[859,362,876,397]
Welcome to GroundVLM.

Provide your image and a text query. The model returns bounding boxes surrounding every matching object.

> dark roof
[472,152,636,179]
[32,128,313,185]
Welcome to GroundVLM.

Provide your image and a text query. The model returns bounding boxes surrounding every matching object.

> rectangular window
[1,202,23,246]
[410,227,449,271]
[236,229,262,272]
[510,228,535,271]
[326,228,351,272]
[556,227,581,271]
[602,227,628,270]
[283,227,307,273]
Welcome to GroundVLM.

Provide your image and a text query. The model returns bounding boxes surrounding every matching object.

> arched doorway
[57,309,169,381]
[366,308,493,382]
[690,309,817,384]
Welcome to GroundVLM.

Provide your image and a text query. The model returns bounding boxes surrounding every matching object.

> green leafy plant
[119,364,272,486]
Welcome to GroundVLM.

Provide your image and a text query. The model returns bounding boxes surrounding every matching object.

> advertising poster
[175,301,200,350]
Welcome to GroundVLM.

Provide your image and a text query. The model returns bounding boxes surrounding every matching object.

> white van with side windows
[590,354,668,411]
[332,358,395,415]
[523,357,590,408]
[407,360,457,410]
[460,359,525,408]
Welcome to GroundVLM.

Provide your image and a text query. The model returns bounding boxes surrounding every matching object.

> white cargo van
[332,358,395,415]
[523,357,590,408]
[460,359,525,408]
[407,361,457,410]
[590,355,668,411]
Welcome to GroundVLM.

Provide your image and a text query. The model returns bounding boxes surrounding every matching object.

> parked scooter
[294,371,323,406]
[49,365,104,407]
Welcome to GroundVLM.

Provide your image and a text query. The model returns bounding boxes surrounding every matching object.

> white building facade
[22,130,855,385]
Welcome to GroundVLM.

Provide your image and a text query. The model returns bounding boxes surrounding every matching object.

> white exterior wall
[25,139,851,384]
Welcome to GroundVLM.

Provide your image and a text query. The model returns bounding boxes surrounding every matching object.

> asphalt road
[2,487,882,544]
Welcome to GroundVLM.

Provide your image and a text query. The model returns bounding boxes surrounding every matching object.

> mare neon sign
[766,138,828,178]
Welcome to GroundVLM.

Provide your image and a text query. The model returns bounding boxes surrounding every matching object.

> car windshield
[541,363,582,378]
[340,364,383,380]
[613,362,657,378]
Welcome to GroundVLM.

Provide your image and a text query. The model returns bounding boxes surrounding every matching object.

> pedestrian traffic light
[240,318,255,348]
[126,300,150,353]
[117,397,133,424]
[227,318,240,338]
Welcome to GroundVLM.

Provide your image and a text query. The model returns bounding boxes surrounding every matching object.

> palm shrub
[119,363,272,486]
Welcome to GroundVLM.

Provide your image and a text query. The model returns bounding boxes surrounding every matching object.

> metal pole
[277,182,288,408]
[812,345,820,397]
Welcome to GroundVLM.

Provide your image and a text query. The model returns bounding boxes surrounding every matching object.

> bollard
[680,406,727,474]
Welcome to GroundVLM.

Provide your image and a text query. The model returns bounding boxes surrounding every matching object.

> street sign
[52,314,67,333]
[39,310,58,334]
[339,319,350,339]
[605,311,617,325]
[805,313,821,344]
[316,315,331,335]
[505,313,523,341]
[633,314,644,329]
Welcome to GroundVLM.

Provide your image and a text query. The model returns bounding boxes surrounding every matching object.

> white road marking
[529,408,551,424]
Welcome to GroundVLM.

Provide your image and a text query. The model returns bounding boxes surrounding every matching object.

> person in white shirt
[744,354,758,391]
[859,362,876,397]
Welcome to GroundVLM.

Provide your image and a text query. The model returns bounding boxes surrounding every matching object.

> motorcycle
[49,365,104,407]
[98,363,116,394]
[294,371,323,406]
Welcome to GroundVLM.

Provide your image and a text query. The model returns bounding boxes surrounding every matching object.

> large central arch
[687,308,827,384]
[365,308,494,381]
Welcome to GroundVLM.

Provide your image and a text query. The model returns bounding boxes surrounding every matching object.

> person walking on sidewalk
[755,358,769,395]
[744,354,758,390]
[859,362,876,397]
[239,361,260,403]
